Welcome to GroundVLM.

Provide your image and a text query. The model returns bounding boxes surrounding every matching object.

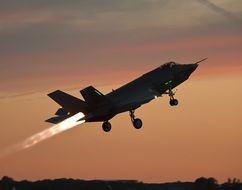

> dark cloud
[0,0,241,82]
[0,0,170,54]
[0,0,168,13]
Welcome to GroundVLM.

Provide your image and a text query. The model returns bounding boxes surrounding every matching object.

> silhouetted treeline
[0,176,241,190]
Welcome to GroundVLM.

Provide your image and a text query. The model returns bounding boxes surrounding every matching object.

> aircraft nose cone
[187,63,198,73]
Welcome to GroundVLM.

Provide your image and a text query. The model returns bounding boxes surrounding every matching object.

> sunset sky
[0,0,242,183]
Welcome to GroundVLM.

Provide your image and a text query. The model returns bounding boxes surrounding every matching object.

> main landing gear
[129,110,143,129]
[102,121,111,132]
[101,110,143,132]
[168,88,178,106]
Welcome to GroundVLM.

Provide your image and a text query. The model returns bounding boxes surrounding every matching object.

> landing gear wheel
[133,118,143,129]
[102,121,111,132]
[169,99,178,106]
[167,87,178,106]
[129,110,143,130]
[173,99,178,106]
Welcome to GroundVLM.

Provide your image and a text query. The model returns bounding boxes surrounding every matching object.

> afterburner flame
[0,112,85,158]
[22,112,85,149]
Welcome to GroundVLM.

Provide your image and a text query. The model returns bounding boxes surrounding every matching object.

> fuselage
[85,62,198,122]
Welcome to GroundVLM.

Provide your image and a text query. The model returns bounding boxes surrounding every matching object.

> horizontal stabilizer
[48,90,88,114]
[55,108,69,116]
[45,115,70,124]
[80,86,109,108]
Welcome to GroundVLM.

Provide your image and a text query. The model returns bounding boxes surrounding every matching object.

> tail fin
[48,90,88,114]
[80,86,109,108]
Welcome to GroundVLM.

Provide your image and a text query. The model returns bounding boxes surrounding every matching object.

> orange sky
[0,0,242,183]
[0,72,242,183]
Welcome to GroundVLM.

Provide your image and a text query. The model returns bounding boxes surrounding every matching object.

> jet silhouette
[46,58,206,132]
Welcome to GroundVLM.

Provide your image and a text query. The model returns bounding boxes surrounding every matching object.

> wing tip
[47,90,61,97]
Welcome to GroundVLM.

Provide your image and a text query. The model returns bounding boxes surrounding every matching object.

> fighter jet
[46,58,206,132]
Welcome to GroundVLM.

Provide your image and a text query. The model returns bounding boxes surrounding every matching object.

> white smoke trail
[0,112,85,159]
[197,0,242,24]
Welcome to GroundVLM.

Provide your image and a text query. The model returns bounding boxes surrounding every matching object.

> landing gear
[167,88,178,106]
[102,121,111,132]
[129,110,143,129]
[133,118,143,129]
[169,99,178,106]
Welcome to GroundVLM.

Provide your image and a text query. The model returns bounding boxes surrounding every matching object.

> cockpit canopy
[159,62,177,69]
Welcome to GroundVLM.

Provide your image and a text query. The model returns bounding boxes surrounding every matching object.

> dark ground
[0,176,241,190]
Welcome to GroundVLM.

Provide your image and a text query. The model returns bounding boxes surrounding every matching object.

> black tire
[102,121,111,132]
[169,99,174,106]
[133,118,143,129]
[173,99,178,106]
[169,99,178,106]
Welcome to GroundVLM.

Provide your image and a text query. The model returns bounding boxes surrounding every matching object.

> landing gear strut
[102,121,111,132]
[129,110,143,129]
[168,88,178,106]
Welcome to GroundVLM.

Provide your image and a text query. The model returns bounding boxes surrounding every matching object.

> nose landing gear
[129,110,143,129]
[168,88,178,106]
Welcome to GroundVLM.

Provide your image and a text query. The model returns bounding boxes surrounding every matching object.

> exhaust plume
[0,112,85,159]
